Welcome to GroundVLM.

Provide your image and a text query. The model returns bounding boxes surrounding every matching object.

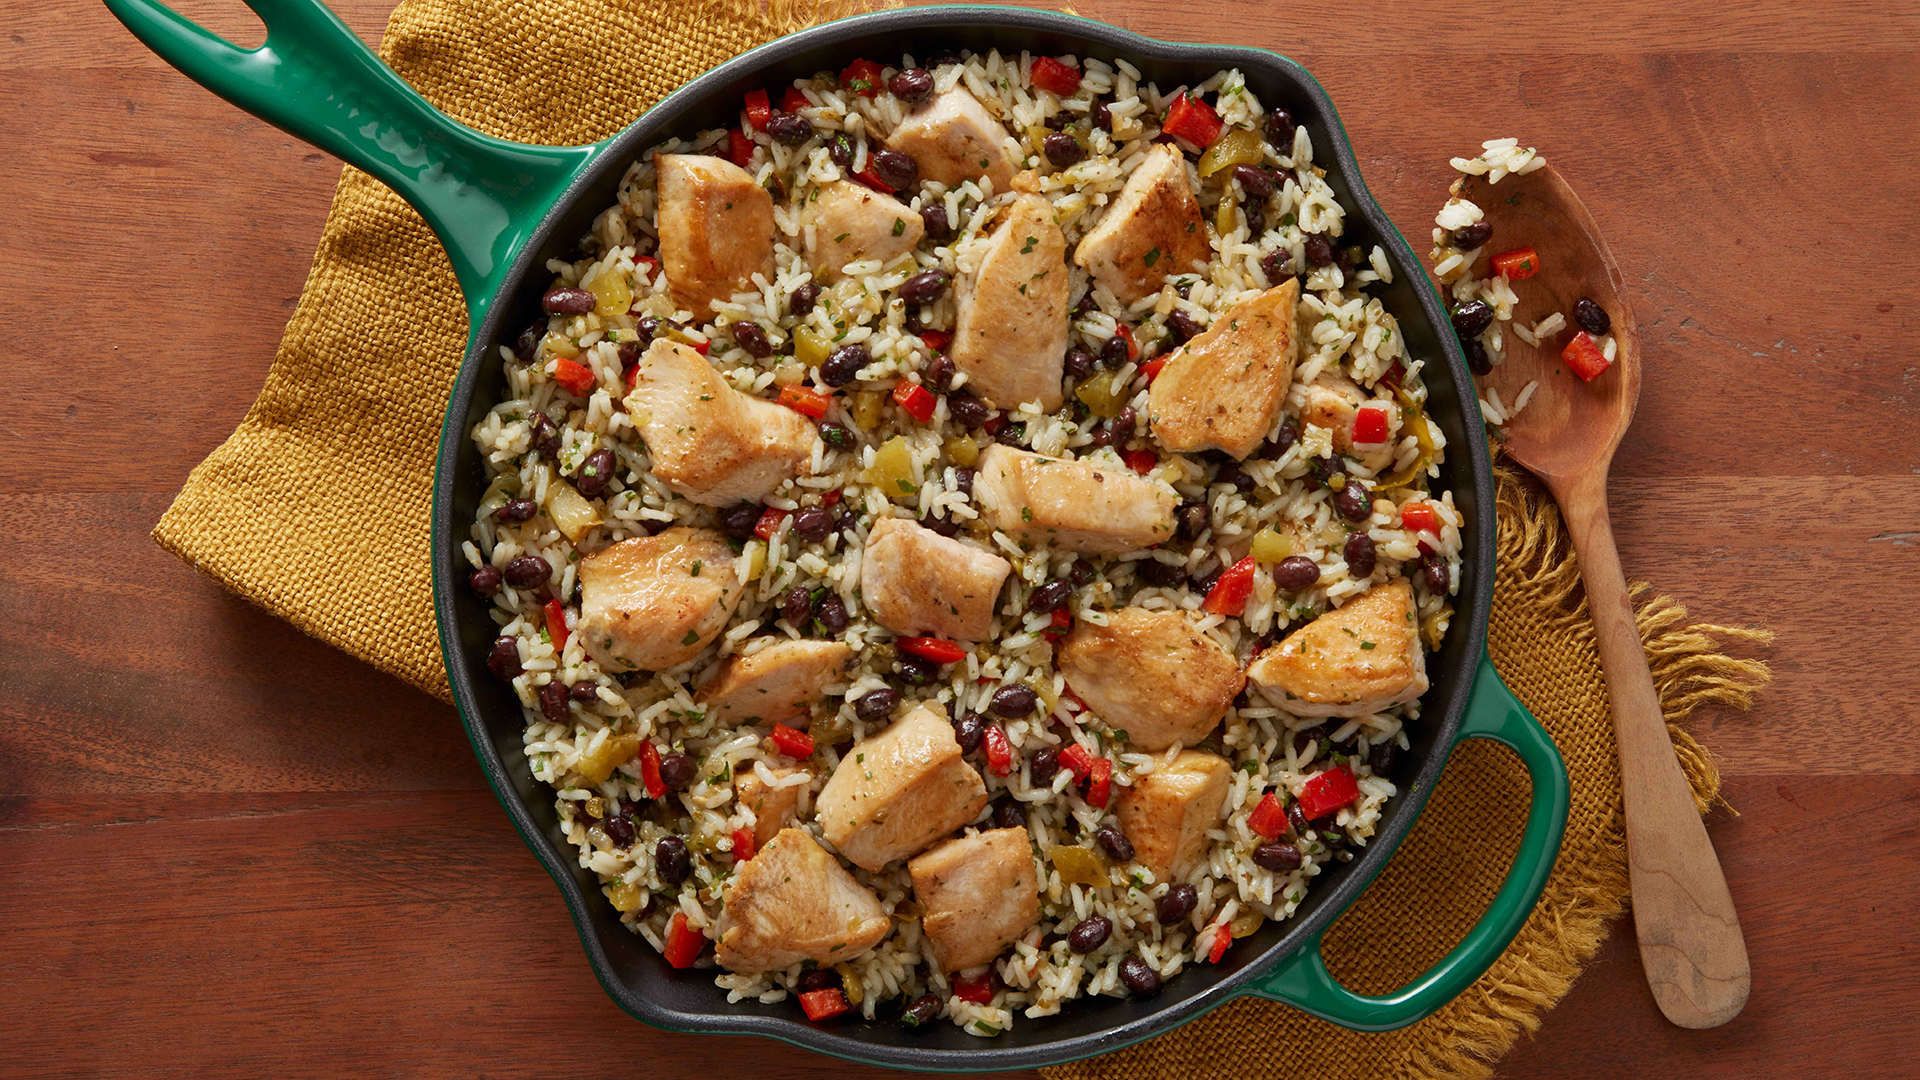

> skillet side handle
[1247,658,1569,1030]
[101,0,599,325]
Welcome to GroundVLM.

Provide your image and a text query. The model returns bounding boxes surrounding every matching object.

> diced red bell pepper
[1248,791,1289,839]
[638,740,666,798]
[982,413,1007,436]
[752,506,789,541]
[1059,742,1097,780]
[919,328,952,351]
[1041,606,1073,642]
[1561,330,1612,382]
[952,973,994,1004]
[768,722,815,759]
[687,336,711,357]
[898,636,966,664]
[623,362,640,388]
[1139,358,1167,384]
[851,165,894,194]
[1084,757,1112,807]
[799,987,850,1021]
[777,383,832,418]
[1378,360,1407,388]
[1122,449,1157,475]
[892,381,937,422]
[1115,324,1136,362]
[1029,56,1083,96]
[779,86,811,113]
[1202,555,1258,617]
[1162,92,1223,147]
[743,89,772,132]
[1400,500,1438,535]
[819,489,843,508]
[732,825,758,863]
[727,128,754,168]
[983,723,1015,777]
[1490,246,1540,280]
[1298,765,1361,820]
[1351,402,1391,445]
[1206,924,1231,963]
[543,599,569,653]
[550,357,596,396]
[663,911,704,968]
[635,253,659,275]
[840,57,886,96]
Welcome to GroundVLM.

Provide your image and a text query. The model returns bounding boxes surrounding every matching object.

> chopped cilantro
[1143,246,1161,267]
[680,629,700,645]
[892,218,906,236]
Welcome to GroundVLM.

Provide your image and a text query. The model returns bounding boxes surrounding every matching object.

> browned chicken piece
[1299,370,1396,472]
[578,527,744,672]
[1246,579,1428,717]
[858,516,1012,641]
[950,192,1070,410]
[1150,278,1300,460]
[884,86,1016,192]
[622,339,821,506]
[714,826,891,973]
[815,703,989,872]
[1115,750,1233,882]
[973,445,1176,554]
[654,153,776,318]
[734,766,808,847]
[698,639,854,726]
[802,180,925,283]
[908,828,1040,972]
[1071,143,1212,304]
[1057,608,1246,751]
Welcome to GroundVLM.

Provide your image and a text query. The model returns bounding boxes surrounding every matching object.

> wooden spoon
[1458,163,1751,1029]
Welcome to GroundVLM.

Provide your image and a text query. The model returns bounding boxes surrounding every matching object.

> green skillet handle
[1247,657,1570,1030]
[101,0,601,327]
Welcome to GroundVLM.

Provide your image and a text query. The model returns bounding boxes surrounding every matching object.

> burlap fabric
[149,2,1771,1076]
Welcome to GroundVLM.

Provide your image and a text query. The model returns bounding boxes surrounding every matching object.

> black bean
[1574,297,1612,335]
[1272,555,1320,592]
[1071,291,1097,319]
[654,835,690,884]
[1064,348,1096,379]
[889,67,935,103]
[854,687,900,722]
[575,448,618,498]
[1465,339,1491,376]
[819,343,867,387]
[946,392,990,428]
[571,680,602,704]
[1029,746,1061,786]
[1068,916,1112,954]
[815,593,850,633]
[1156,883,1198,924]
[1099,332,1131,369]
[1176,501,1210,541]
[764,111,813,145]
[1310,455,1344,486]
[1304,233,1335,267]
[1451,300,1495,339]
[722,503,764,541]
[827,132,855,170]
[1263,416,1300,458]
[1369,739,1398,776]
[992,797,1027,830]
[1332,478,1372,523]
[469,565,503,596]
[1167,309,1203,343]
[1043,131,1085,168]
[789,282,820,317]
[901,304,924,335]
[1068,559,1094,587]
[1344,532,1377,578]
[616,340,642,370]
[781,585,813,627]
[1094,822,1135,863]
[1452,220,1493,250]
[1231,162,1275,199]
[728,321,772,359]
[797,967,842,993]
[870,148,918,191]
[486,636,522,680]
[990,684,1037,718]
[542,286,594,315]
[901,992,942,1028]
[789,507,831,544]
[810,423,853,456]
[497,498,537,524]
[1253,842,1304,872]
[1138,558,1187,589]
[920,202,952,242]
[539,680,569,722]
[1117,956,1162,996]
[922,505,956,534]
[1260,248,1292,284]
[1027,580,1071,614]
[1340,244,1367,274]
[658,751,696,791]
[635,314,665,345]
[953,467,975,497]
[1420,551,1451,595]
[601,811,634,849]
[503,555,550,589]
[1215,462,1255,494]
[953,712,986,754]
[899,269,950,305]
[1265,108,1296,149]
[1094,101,1113,132]
[1286,803,1312,837]
[1110,405,1137,440]
[1190,569,1220,597]
[896,656,939,687]
[513,320,545,364]
[1044,111,1074,131]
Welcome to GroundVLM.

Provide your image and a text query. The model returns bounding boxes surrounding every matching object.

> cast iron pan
[107,0,1570,1070]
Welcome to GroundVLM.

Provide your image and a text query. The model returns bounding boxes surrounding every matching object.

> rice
[465,50,1461,1034]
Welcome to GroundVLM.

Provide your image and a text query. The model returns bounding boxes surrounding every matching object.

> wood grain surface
[3,0,1917,1077]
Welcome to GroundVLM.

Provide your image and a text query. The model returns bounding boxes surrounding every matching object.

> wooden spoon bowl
[1463,163,1752,1029]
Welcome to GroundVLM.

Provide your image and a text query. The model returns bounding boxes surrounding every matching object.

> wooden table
[4,0,1916,1075]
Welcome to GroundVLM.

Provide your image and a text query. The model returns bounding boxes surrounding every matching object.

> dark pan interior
[432,7,1494,1072]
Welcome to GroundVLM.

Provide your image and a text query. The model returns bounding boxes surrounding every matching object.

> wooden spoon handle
[1558,470,1752,1028]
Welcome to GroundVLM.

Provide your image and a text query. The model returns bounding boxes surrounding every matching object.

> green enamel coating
[1249,658,1570,1029]
[100,0,602,333]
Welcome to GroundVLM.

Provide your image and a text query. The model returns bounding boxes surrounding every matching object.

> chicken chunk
[578,527,745,672]
[1150,278,1299,460]
[909,828,1040,972]
[859,516,1012,641]
[950,192,1070,410]
[654,153,776,318]
[697,639,854,726]
[714,827,890,973]
[1115,750,1233,881]
[815,703,989,872]
[1057,608,1246,752]
[884,86,1016,192]
[734,766,808,847]
[1072,144,1212,305]
[802,180,925,283]
[1247,579,1428,717]
[973,445,1176,554]
[622,339,820,506]
[1298,370,1396,473]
